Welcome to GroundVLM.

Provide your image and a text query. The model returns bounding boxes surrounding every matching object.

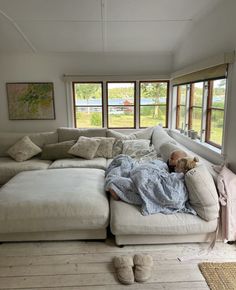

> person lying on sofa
[105,154,198,216]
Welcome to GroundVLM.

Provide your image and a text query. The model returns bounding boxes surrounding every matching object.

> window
[175,78,227,148]
[107,82,135,128]
[72,79,169,129]
[139,81,168,128]
[189,82,204,136]
[176,85,187,130]
[73,82,103,128]
[206,79,226,147]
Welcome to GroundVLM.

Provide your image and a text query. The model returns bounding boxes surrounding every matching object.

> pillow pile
[7,136,42,162]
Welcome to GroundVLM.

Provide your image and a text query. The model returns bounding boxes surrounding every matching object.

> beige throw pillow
[7,136,42,162]
[95,137,116,159]
[68,136,101,160]
[122,139,150,156]
[185,165,219,221]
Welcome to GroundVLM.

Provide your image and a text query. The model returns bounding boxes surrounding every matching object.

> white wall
[173,0,236,172]
[0,52,172,133]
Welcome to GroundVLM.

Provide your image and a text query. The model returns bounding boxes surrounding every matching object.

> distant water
[76,98,166,106]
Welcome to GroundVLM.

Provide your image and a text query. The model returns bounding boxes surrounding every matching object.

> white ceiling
[0,0,221,53]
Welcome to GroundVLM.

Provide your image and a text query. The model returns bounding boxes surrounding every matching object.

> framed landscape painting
[6,82,55,120]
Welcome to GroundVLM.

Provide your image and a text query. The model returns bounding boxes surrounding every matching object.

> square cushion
[68,136,101,159]
[122,139,150,156]
[95,137,116,159]
[0,157,52,185]
[185,165,219,221]
[0,168,109,233]
[7,136,42,162]
[41,140,76,160]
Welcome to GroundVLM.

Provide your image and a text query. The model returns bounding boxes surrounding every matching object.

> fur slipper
[133,254,153,282]
[113,256,134,285]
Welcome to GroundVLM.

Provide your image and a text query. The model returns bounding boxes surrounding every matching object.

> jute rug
[199,262,236,290]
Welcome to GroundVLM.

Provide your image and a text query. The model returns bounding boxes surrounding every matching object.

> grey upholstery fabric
[110,198,217,236]
[185,165,220,221]
[107,127,154,140]
[49,158,107,170]
[151,126,176,154]
[0,132,58,157]
[57,127,107,142]
[41,140,76,160]
[0,168,109,233]
[0,157,52,185]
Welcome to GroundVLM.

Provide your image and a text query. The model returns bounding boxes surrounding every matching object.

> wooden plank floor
[0,237,235,290]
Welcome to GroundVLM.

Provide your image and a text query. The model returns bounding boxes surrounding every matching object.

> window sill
[169,129,223,164]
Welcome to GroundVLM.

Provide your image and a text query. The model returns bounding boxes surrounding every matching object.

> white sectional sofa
[0,126,220,244]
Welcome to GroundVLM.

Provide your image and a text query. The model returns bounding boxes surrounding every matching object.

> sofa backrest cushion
[151,126,176,154]
[0,131,58,157]
[107,127,154,140]
[58,127,107,142]
[185,165,219,221]
[159,142,183,162]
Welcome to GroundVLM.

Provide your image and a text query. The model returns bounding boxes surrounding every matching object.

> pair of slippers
[113,254,153,285]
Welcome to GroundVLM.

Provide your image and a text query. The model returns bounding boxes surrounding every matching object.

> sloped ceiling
[0,0,221,53]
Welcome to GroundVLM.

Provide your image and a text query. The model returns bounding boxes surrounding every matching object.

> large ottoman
[0,168,109,241]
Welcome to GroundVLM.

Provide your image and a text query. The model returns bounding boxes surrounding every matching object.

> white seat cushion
[110,199,217,236]
[0,168,109,233]
[49,157,107,170]
[0,157,52,185]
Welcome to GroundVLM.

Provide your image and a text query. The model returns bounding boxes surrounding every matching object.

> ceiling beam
[101,0,107,52]
[0,8,37,53]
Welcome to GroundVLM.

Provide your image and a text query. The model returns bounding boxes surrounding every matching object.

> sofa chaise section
[110,199,218,245]
[0,168,109,241]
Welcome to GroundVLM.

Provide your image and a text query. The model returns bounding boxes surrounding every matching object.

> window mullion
[135,81,140,129]
[185,84,191,132]
[103,81,107,128]
[201,81,208,142]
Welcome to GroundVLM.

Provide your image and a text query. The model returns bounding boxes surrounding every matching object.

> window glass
[192,82,203,106]
[140,81,168,127]
[107,82,135,128]
[73,83,103,128]
[211,79,226,109]
[140,105,166,127]
[209,109,224,146]
[179,85,187,105]
[191,107,202,136]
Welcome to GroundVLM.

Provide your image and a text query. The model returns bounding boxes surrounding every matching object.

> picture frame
[6,82,56,120]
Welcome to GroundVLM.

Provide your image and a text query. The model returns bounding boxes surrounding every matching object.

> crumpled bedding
[105,154,196,216]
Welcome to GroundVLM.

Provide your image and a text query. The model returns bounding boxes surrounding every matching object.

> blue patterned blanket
[105,155,196,216]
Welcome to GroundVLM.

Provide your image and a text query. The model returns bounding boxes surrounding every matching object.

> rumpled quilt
[105,154,196,216]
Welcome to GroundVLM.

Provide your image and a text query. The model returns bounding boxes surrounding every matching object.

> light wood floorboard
[0,238,235,289]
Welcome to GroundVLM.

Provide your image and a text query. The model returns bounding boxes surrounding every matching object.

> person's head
[175,156,199,173]
[168,150,188,167]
